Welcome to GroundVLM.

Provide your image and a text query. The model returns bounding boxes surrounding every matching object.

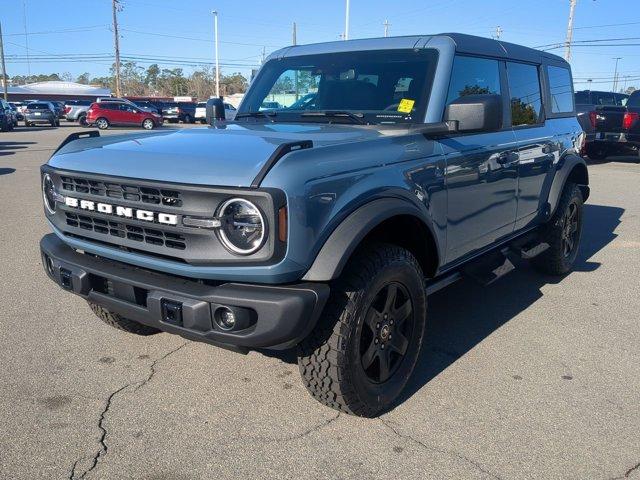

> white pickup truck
[194,101,237,123]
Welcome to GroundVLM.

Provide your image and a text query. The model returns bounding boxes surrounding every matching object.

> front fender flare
[302,198,437,282]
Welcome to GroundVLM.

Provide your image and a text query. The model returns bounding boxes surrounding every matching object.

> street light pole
[564,0,577,61]
[612,57,622,92]
[0,22,8,101]
[344,0,350,40]
[212,10,220,98]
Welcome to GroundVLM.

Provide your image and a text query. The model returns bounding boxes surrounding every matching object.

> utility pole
[492,26,502,40]
[564,0,577,61]
[612,57,622,92]
[261,46,266,64]
[344,0,350,40]
[0,22,8,101]
[383,19,391,37]
[212,10,220,97]
[111,0,122,97]
[292,22,297,45]
[23,0,30,77]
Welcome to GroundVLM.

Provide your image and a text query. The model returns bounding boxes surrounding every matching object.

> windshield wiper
[235,111,277,122]
[301,110,366,125]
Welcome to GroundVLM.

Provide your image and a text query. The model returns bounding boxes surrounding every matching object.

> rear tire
[183,114,193,124]
[297,243,427,417]
[88,302,161,336]
[532,183,584,276]
[142,118,155,130]
[78,114,87,126]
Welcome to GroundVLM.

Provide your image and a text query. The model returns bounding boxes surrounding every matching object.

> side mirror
[206,97,226,125]
[444,94,503,133]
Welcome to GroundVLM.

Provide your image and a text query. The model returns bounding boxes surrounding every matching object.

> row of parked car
[1,97,238,131]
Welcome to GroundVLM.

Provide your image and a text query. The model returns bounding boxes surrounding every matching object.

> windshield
[239,49,438,125]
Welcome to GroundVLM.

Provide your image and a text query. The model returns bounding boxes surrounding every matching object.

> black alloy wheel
[359,282,414,383]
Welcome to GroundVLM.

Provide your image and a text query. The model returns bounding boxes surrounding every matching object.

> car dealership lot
[1,125,639,479]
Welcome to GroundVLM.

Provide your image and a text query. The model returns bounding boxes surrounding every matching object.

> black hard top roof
[439,33,568,67]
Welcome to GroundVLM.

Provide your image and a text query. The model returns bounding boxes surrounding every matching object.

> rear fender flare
[548,154,589,217]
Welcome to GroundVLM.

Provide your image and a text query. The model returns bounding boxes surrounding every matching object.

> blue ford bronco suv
[40,34,588,417]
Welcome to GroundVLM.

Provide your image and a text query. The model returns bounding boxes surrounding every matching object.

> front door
[440,55,519,264]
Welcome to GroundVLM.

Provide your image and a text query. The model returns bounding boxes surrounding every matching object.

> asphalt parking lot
[0,123,639,480]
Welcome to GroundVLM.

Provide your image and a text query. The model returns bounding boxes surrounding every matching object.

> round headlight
[217,198,266,255]
[42,173,57,214]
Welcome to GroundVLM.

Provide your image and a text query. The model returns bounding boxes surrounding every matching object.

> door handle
[497,151,519,165]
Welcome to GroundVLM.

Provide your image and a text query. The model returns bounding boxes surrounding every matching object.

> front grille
[65,212,186,250]
[60,175,182,207]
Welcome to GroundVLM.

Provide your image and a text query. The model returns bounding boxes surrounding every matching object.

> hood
[48,123,388,187]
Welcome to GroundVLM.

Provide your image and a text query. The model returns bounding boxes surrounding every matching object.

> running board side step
[424,238,550,294]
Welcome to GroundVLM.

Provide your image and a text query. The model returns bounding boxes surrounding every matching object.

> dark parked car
[575,90,639,159]
[160,101,196,123]
[40,33,588,417]
[24,102,59,127]
[86,102,162,129]
[132,101,161,114]
[0,99,17,129]
[8,103,24,122]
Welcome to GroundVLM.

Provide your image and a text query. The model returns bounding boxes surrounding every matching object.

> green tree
[76,72,90,84]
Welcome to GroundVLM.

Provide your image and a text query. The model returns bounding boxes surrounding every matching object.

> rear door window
[506,62,543,126]
[547,66,574,114]
[446,56,501,105]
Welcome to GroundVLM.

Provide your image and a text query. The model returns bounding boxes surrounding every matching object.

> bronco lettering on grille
[64,196,178,225]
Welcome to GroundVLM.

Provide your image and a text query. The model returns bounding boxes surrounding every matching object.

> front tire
[532,183,584,275]
[297,244,426,417]
[88,302,161,335]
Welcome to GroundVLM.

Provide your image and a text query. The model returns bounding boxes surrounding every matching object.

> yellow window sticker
[397,99,415,114]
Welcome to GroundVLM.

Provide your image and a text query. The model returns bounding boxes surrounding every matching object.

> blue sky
[3,0,640,90]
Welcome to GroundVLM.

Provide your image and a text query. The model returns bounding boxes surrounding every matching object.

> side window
[446,56,501,105]
[506,62,543,126]
[591,92,616,106]
[547,66,574,114]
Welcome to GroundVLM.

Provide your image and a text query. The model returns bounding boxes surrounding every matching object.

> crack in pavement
[610,461,640,480]
[379,418,503,480]
[68,342,188,479]
[243,412,341,443]
[134,342,188,392]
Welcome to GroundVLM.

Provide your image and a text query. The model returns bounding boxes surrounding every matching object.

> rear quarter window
[547,66,574,114]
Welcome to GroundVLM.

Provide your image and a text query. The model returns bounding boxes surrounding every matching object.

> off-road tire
[297,243,427,417]
[88,302,161,335]
[532,183,583,275]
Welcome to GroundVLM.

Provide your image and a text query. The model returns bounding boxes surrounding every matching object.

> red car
[86,102,162,130]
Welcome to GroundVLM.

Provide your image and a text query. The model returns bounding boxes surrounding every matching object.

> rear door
[506,61,555,230]
[441,55,519,263]
[118,104,139,125]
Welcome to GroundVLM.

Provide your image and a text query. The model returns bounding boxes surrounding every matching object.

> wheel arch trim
[302,197,440,282]
[548,154,589,217]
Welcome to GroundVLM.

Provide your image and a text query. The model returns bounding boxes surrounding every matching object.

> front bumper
[40,234,329,352]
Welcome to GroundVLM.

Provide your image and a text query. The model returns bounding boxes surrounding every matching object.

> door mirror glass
[444,94,503,132]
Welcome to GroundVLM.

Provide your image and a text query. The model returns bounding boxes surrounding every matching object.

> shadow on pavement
[0,141,36,156]
[0,167,16,175]
[397,203,624,407]
[256,204,625,411]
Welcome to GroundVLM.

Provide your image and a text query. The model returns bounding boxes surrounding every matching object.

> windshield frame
[238,48,439,125]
